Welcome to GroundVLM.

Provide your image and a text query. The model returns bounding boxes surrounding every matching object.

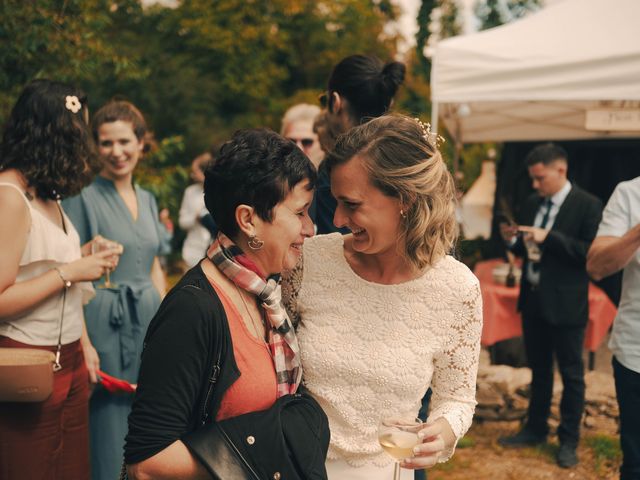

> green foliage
[475,0,541,30]
[585,434,622,474]
[415,0,437,81]
[477,0,503,29]
[0,0,147,117]
[439,0,462,38]
[396,52,432,119]
[152,0,398,153]
[1,0,399,159]
[136,135,187,219]
[135,134,189,255]
[456,435,476,448]
[1,1,430,257]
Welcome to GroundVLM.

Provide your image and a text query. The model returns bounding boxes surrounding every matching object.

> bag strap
[179,282,225,427]
[52,288,66,372]
[53,201,68,372]
[199,328,223,426]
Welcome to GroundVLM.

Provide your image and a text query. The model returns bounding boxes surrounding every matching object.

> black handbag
[183,392,330,480]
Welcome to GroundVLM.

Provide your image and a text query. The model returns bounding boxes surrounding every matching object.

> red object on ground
[98,370,136,394]
[474,259,617,352]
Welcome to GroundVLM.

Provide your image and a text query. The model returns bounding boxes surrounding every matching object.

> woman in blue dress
[63,100,167,480]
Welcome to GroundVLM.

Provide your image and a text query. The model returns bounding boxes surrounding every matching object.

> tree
[0,0,147,120]
[439,0,462,38]
[1,0,401,253]
[415,0,437,81]
[475,0,541,31]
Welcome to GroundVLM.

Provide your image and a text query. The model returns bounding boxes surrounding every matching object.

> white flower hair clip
[65,95,82,114]
[414,117,445,148]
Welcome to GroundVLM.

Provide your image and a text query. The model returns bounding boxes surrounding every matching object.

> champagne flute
[91,238,122,289]
[378,416,423,480]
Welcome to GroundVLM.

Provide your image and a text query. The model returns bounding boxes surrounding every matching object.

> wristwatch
[54,267,72,288]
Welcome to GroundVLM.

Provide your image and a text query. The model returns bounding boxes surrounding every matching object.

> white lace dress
[283,233,483,474]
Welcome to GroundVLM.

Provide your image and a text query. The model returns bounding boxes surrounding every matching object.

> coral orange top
[209,279,277,421]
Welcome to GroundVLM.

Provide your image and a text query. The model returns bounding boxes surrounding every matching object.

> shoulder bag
[0,280,66,402]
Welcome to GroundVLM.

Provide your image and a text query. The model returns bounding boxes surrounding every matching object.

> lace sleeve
[281,254,304,328]
[429,275,483,461]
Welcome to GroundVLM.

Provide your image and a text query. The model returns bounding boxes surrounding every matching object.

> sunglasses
[288,137,315,149]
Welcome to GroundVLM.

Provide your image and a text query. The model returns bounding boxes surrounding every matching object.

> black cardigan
[124,264,240,464]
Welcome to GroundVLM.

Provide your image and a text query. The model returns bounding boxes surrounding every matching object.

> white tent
[430,0,640,143]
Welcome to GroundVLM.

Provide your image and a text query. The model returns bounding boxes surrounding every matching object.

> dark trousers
[521,289,585,446]
[613,356,640,480]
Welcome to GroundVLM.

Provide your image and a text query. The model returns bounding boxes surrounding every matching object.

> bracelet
[54,267,72,289]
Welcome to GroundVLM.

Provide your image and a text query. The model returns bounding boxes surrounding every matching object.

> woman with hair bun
[314,54,405,234]
[63,100,168,480]
[284,114,482,479]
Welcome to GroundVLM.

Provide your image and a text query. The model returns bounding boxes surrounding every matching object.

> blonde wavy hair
[325,114,458,271]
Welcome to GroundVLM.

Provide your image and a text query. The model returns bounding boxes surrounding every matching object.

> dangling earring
[400,209,407,219]
[248,235,264,251]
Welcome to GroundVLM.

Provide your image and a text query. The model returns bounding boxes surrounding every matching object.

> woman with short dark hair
[125,128,318,479]
[0,79,116,479]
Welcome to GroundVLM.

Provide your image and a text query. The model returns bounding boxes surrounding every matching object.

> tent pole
[431,102,439,134]
[453,116,462,173]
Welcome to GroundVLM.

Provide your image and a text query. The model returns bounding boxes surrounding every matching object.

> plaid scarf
[207,233,302,397]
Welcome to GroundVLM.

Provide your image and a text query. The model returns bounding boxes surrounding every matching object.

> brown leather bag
[0,348,56,402]
[0,284,66,403]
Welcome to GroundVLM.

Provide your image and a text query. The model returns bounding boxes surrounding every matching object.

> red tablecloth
[474,259,616,352]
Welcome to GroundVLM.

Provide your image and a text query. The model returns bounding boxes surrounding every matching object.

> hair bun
[381,61,406,95]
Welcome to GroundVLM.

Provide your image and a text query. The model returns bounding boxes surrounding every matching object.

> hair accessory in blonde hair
[413,117,445,148]
[65,95,81,114]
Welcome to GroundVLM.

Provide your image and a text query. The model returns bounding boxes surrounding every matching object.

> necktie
[530,198,553,273]
[538,198,553,229]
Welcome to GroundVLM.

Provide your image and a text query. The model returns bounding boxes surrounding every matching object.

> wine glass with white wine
[378,416,423,480]
[91,238,122,289]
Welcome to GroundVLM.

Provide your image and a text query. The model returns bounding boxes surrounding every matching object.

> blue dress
[63,175,163,480]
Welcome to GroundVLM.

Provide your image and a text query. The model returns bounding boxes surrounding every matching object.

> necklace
[234,283,266,342]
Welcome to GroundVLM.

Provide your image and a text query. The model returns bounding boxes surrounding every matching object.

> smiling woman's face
[97,120,144,182]
[250,179,315,276]
[330,155,403,257]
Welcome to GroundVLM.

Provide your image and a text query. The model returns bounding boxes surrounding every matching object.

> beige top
[0,182,94,345]
[283,233,483,467]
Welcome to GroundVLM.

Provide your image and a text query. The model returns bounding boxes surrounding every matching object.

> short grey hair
[280,103,322,135]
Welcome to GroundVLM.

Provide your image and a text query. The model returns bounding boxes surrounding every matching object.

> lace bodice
[282,233,483,466]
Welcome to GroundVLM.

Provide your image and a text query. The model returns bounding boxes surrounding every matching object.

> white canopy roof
[430,0,640,142]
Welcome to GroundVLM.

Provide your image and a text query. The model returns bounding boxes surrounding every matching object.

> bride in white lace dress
[283,114,483,479]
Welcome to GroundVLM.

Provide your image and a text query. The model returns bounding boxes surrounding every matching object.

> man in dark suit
[498,143,603,468]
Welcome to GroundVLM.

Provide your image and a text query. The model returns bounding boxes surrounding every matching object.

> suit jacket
[513,185,603,327]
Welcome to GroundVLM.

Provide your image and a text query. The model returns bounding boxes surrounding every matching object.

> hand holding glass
[522,232,542,262]
[91,238,122,288]
[378,416,423,480]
